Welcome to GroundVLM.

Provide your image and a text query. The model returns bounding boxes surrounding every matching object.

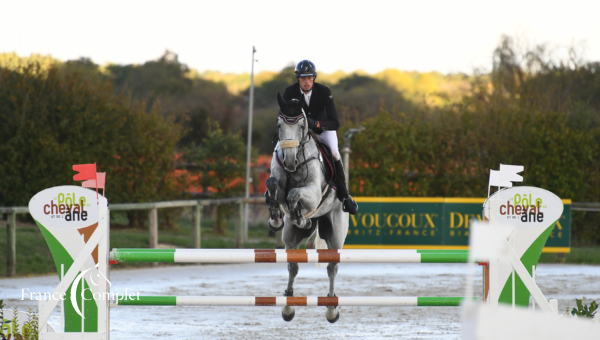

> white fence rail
[1,197,265,277]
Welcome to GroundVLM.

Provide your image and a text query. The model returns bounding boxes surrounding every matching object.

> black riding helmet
[294,60,317,79]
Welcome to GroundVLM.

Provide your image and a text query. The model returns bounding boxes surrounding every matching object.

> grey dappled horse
[267,93,349,323]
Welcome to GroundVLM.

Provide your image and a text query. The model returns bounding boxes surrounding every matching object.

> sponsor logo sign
[29,186,98,228]
[485,187,563,228]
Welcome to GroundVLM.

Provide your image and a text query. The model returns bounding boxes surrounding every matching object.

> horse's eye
[277,123,281,128]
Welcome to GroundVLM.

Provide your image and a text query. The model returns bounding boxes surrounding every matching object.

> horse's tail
[314,220,327,270]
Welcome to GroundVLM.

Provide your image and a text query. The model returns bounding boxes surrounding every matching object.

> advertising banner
[344,197,571,252]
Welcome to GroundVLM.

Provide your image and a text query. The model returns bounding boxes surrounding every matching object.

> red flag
[82,172,106,195]
[73,163,98,199]
[73,164,97,181]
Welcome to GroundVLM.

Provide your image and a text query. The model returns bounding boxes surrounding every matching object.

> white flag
[488,170,513,197]
[499,164,524,182]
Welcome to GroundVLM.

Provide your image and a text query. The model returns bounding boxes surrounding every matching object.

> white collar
[300,87,311,106]
[300,86,312,97]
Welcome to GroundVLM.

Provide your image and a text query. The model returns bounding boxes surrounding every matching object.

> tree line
[348,37,600,245]
[0,49,452,208]
[0,37,598,242]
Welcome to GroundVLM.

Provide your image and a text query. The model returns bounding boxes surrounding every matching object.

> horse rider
[272,60,358,215]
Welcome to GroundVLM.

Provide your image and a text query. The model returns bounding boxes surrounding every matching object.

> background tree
[106,50,246,148]
[107,50,192,109]
[348,36,600,245]
[0,64,181,215]
[182,121,254,234]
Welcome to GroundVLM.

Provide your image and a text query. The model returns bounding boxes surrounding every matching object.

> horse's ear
[277,92,285,109]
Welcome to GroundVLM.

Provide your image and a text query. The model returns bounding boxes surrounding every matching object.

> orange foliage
[172,154,273,195]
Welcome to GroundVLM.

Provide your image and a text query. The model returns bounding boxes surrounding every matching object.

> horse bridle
[276,108,317,174]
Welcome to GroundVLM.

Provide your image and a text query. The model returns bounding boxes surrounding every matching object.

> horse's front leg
[266,177,284,231]
[286,185,320,229]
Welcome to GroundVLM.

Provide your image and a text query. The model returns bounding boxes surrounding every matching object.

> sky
[1,0,599,75]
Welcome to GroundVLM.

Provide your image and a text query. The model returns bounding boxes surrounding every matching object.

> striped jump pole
[115,296,475,307]
[114,248,469,253]
[110,248,472,264]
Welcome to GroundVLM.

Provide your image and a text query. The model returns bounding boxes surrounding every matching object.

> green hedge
[0,64,181,207]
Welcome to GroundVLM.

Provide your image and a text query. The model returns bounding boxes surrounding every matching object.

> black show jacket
[282,82,340,134]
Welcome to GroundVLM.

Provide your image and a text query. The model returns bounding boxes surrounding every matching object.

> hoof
[294,217,311,230]
[282,309,295,322]
[326,308,340,323]
[268,219,284,232]
[269,206,282,221]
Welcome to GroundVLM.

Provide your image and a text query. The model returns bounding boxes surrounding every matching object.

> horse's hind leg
[282,261,298,322]
[281,217,315,322]
[320,215,345,323]
[325,262,340,323]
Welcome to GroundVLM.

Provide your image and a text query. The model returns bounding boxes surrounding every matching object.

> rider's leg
[315,131,358,215]
[315,131,341,161]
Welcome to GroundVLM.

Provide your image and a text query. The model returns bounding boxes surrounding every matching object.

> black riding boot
[333,159,358,215]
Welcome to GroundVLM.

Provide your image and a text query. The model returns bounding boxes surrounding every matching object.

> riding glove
[307,117,318,129]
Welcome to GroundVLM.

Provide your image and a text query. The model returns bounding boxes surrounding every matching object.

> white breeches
[275,131,341,161]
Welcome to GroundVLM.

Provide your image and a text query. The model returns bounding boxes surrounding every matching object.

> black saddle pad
[313,136,336,184]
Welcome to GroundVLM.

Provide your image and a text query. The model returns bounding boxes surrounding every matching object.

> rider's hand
[307,117,318,129]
